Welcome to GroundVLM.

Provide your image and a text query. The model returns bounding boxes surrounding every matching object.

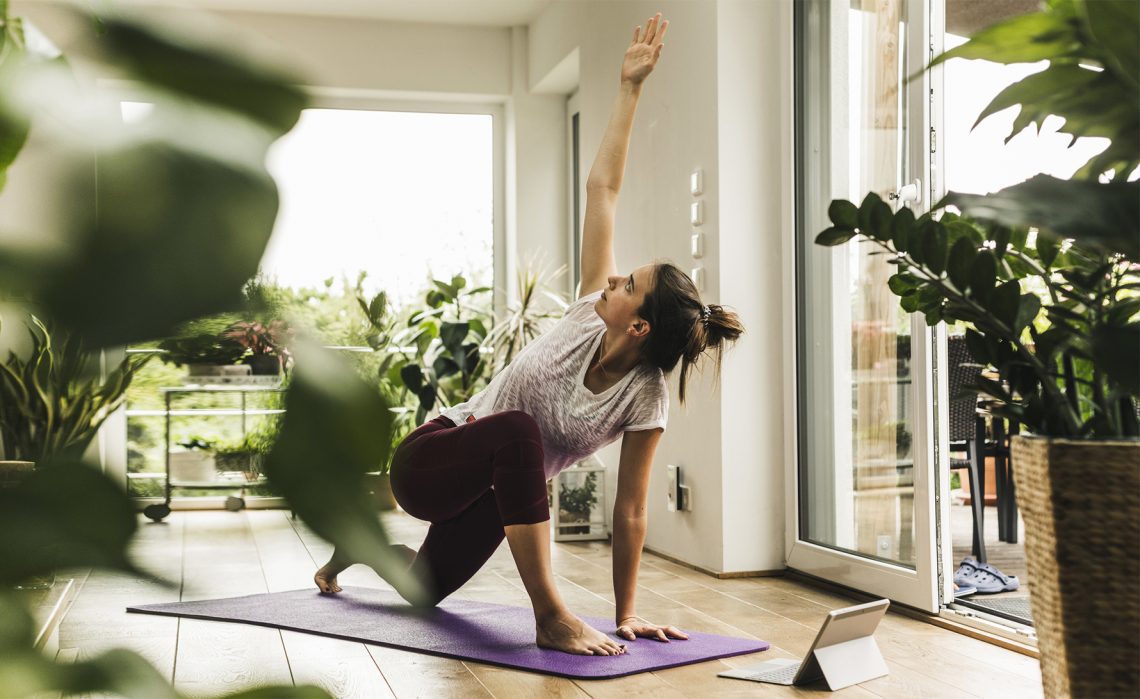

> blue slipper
[954,582,977,598]
[954,557,980,587]
[967,561,1019,594]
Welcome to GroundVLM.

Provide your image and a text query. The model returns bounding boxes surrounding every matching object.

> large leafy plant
[374,274,493,425]
[816,0,1138,439]
[0,4,426,697]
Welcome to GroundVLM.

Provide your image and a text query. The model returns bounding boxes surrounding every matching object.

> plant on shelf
[212,413,280,481]
[223,319,293,376]
[815,1,1138,695]
[157,315,248,378]
[0,314,152,465]
[175,437,215,452]
[557,471,599,534]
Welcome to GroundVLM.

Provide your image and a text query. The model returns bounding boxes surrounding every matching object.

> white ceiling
[49,0,556,26]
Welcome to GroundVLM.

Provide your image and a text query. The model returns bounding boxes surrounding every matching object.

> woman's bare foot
[536,610,627,656]
[315,545,420,594]
[314,548,353,594]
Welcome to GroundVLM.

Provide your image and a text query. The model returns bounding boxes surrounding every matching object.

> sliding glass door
[790,0,944,612]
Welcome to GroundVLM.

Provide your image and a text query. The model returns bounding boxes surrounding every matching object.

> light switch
[690,201,704,226]
[690,232,704,259]
[690,266,705,291]
[690,168,703,196]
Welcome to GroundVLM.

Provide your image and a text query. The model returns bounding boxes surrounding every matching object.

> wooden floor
[57,509,1043,698]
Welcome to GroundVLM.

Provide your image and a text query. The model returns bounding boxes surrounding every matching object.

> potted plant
[157,315,250,381]
[556,470,599,536]
[213,415,280,482]
[815,2,1138,695]
[169,437,216,484]
[0,314,151,589]
[0,314,151,465]
[223,319,293,376]
[383,274,494,426]
[482,257,569,371]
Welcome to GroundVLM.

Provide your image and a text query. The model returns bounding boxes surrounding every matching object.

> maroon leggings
[389,410,549,605]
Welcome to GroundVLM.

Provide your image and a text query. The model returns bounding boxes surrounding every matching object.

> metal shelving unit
[142,384,285,522]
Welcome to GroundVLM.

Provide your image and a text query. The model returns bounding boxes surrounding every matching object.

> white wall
[530,0,792,573]
[716,0,791,571]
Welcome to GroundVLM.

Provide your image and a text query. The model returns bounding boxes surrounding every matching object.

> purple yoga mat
[127,586,769,679]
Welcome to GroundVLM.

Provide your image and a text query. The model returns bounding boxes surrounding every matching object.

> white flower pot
[170,451,216,483]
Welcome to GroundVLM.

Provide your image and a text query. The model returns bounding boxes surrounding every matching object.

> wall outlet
[679,484,692,511]
[666,464,680,512]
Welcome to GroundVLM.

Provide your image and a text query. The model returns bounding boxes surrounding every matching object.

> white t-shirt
[439,289,669,481]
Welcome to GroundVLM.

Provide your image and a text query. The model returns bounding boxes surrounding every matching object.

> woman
[315,12,743,657]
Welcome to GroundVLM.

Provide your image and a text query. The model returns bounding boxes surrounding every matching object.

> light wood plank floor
[57,510,1043,698]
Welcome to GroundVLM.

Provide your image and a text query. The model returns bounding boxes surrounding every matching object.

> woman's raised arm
[578,13,668,299]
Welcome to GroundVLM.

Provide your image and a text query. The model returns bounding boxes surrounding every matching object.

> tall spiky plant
[0,315,151,463]
[484,257,570,372]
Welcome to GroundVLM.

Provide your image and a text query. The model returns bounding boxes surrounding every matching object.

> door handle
[889,179,922,205]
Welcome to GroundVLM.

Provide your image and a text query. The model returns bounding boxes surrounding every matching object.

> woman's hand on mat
[616,616,689,643]
[621,12,668,86]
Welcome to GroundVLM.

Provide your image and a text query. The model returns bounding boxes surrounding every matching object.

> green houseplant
[381,274,493,426]
[223,320,293,376]
[482,258,569,372]
[816,1,1138,695]
[557,471,599,536]
[157,315,249,379]
[0,314,152,465]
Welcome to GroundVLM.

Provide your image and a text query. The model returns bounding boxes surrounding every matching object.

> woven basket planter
[1010,436,1140,698]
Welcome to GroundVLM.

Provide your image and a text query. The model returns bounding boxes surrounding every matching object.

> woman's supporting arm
[612,427,690,643]
[611,427,662,623]
[578,13,668,298]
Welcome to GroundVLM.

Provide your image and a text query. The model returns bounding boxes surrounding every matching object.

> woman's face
[595,264,654,338]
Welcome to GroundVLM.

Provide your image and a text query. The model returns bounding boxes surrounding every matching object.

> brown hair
[637,262,745,403]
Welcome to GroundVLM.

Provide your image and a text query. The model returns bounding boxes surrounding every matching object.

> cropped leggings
[389,410,549,605]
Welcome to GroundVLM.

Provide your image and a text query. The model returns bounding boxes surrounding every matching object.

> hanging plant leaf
[891,206,915,252]
[439,321,469,354]
[0,459,149,585]
[399,364,423,392]
[815,226,857,246]
[970,250,997,303]
[828,199,859,229]
[942,176,1140,260]
[947,237,977,291]
[432,355,459,379]
[990,280,1022,329]
[1013,293,1042,333]
[263,341,429,607]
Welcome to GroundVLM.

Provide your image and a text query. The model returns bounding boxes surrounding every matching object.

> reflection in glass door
[791,0,940,611]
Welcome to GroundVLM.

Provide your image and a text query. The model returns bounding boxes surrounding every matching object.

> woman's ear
[629,318,651,338]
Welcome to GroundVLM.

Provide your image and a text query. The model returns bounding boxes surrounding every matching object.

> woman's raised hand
[621,12,668,86]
